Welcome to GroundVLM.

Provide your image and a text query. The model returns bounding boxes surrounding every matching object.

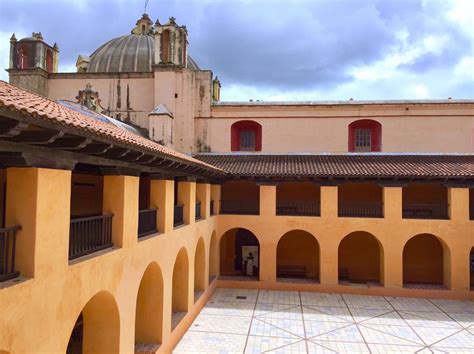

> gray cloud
[0,0,472,98]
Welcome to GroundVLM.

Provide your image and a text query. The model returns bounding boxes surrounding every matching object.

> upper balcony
[402,182,449,220]
[220,181,259,215]
[276,182,320,216]
[338,182,383,218]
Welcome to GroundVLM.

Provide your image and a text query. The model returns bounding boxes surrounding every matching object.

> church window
[231,120,262,152]
[348,119,382,152]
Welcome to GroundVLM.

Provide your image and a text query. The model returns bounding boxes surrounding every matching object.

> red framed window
[231,121,262,151]
[348,119,382,152]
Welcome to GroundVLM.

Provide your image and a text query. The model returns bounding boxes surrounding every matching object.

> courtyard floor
[174,288,474,353]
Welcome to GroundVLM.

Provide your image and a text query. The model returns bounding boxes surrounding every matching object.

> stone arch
[135,262,164,346]
[276,230,320,282]
[209,231,218,282]
[338,231,384,285]
[194,237,206,301]
[403,233,449,288]
[66,291,120,354]
[172,247,189,329]
[220,227,260,279]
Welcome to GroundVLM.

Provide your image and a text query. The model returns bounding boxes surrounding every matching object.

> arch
[277,230,319,282]
[135,262,164,346]
[220,228,260,279]
[403,234,448,288]
[231,120,262,151]
[209,231,218,282]
[338,231,383,285]
[194,238,206,301]
[172,247,189,329]
[66,291,120,354]
[348,119,382,152]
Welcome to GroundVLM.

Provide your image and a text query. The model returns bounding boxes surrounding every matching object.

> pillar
[383,186,402,220]
[259,241,276,283]
[448,187,470,222]
[196,183,211,219]
[6,167,71,277]
[177,181,195,225]
[103,175,139,248]
[320,185,338,219]
[259,185,276,216]
[319,240,338,285]
[150,179,174,233]
[210,184,221,215]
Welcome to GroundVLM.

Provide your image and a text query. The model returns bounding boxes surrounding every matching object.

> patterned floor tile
[256,317,306,338]
[342,294,392,310]
[255,304,303,320]
[250,318,303,339]
[398,310,462,329]
[350,308,397,323]
[308,339,370,353]
[210,288,259,303]
[258,290,301,305]
[302,305,353,323]
[201,300,256,317]
[244,336,301,353]
[366,343,425,353]
[429,299,474,314]
[358,324,423,345]
[444,312,474,328]
[410,326,461,346]
[310,324,365,342]
[188,313,252,334]
[173,331,247,353]
[386,297,441,312]
[300,292,346,307]
[431,329,474,350]
[304,321,352,338]
[266,340,308,353]
[305,340,338,353]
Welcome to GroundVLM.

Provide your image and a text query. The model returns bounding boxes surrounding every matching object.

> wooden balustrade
[220,200,259,215]
[338,202,383,218]
[138,209,158,238]
[276,200,320,216]
[195,202,202,220]
[174,205,184,227]
[210,200,215,216]
[402,203,449,220]
[0,226,21,281]
[69,214,113,260]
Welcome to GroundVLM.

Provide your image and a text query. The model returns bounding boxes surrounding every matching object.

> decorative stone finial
[169,16,176,25]
[32,32,43,41]
[76,83,105,113]
[10,33,17,42]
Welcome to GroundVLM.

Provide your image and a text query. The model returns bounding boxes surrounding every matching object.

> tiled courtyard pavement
[174,288,474,353]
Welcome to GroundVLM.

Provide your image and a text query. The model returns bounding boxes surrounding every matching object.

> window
[19,46,28,69]
[355,128,371,152]
[231,121,262,152]
[348,119,382,152]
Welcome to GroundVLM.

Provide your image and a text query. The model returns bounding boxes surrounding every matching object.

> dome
[88,34,155,73]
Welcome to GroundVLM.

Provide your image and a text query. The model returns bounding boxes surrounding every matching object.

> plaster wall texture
[198,104,474,153]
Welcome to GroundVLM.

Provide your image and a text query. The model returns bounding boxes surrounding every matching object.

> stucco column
[6,167,71,277]
[319,238,339,286]
[448,187,470,222]
[161,274,173,344]
[210,184,221,215]
[103,175,139,248]
[321,185,338,219]
[259,240,276,283]
[178,181,196,225]
[383,186,402,220]
[196,183,211,219]
[380,236,403,288]
[445,236,470,291]
[259,185,276,216]
[150,179,174,233]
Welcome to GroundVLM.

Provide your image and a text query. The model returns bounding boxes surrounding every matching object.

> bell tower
[155,17,188,67]
[8,32,59,96]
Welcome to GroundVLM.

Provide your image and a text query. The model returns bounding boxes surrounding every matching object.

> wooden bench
[277,265,306,278]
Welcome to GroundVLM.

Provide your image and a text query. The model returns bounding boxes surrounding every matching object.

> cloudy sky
[0,0,472,101]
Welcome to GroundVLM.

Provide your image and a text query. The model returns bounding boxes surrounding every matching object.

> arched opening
[172,248,189,330]
[277,230,319,283]
[220,228,260,280]
[403,234,447,289]
[19,45,28,69]
[135,263,164,351]
[231,120,262,151]
[66,291,120,354]
[209,231,218,283]
[338,231,383,286]
[348,119,382,152]
[470,248,474,290]
[45,49,53,72]
[194,238,206,302]
[162,30,170,63]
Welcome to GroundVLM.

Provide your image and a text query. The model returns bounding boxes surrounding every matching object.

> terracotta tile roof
[195,153,474,180]
[0,80,223,174]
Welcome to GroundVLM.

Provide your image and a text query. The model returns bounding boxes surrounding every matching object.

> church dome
[85,14,199,73]
[88,34,155,73]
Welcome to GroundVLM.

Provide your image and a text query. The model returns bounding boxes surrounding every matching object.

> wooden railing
[195,202,202,220]
[210,200,215,216]
[220,200,259,215]
[0,226,21,282]
[138,209,158,238]
[174,205,184,227]
[338,202,383,218]
[403,203,449,220]
[276,200,320,216]
[69,214,113,260]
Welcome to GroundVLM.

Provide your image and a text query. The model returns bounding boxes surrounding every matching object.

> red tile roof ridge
[0,80,223,174]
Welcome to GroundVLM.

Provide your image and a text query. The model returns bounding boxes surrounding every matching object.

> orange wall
[338,232,381,282]
[403,234,444,285]
[277,230,319,279]
[219,229,237,275]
